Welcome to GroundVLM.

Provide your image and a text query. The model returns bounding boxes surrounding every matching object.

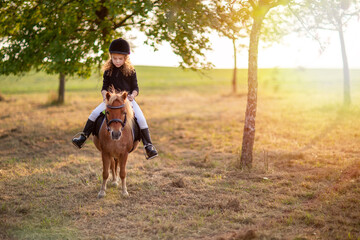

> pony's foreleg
[110,158,119,188]
[119,154,129,196]
[98,153,111,198]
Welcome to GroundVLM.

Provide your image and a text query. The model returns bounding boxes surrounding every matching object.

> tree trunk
[58,72,65,104]
[232,37,237,94]
[240,15,265,169]
[338,23,351,106]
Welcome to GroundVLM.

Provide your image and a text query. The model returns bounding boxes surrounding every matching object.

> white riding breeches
[88,100,148,129]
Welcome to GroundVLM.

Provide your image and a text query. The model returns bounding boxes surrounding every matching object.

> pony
[93,89,139,198]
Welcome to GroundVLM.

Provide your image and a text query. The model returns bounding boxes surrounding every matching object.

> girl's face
[111,53,126,68]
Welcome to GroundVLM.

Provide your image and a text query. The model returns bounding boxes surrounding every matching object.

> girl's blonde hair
[102,53,135,77]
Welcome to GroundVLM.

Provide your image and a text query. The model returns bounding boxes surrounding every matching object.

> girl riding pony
[72,38,158,160]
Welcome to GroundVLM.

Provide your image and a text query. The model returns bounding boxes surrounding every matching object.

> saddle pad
[132,117,141,142]
[93,112,105,137]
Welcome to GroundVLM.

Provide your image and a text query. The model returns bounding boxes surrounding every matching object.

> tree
[1,0,215,103]
[213,1,250,93]
[288,0,360,106]
[0,0,155,103]
[143,0,215,70]
[207,0,291,168]
[239,0,289,169]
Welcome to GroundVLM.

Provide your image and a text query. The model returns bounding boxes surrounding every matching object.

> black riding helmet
[109,38,130,55]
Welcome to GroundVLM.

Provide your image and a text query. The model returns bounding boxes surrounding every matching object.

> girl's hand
[101,90,107,102]
[128,94,135,101]
[128,91,137,101]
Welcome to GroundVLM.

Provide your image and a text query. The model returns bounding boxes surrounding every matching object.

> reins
[105,104,127,132]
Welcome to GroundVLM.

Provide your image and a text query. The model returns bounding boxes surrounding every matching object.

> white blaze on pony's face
[105,91,128,141]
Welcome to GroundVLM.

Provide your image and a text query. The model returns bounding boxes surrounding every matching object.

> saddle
[92,112,141,152]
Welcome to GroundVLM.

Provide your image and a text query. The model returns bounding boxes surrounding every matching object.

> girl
[72,38,158,160]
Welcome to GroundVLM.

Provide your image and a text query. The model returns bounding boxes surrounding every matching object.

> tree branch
[269,0,288,8]
[308,25,337,31]
[56,0,78,12]
[249,0,256,9]
[121,20,147,27]
[113,0,161,30]
[288,5,326,51]
[343,9,360,16]
[113,11,137,30]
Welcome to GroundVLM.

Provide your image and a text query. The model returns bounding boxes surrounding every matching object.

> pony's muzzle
[111,130,122,140]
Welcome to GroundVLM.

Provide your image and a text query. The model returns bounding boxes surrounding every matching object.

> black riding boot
[72,119,95,149]
[140,128,158,159]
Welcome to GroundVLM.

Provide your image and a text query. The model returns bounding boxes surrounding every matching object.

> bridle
[105,104,127,132]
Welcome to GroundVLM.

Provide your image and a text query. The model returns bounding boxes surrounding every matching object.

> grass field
[1,66,360,239]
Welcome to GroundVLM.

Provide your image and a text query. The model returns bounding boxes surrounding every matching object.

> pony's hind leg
[109,158,119,188]
[98,153,111,198]
[119,154,129,196]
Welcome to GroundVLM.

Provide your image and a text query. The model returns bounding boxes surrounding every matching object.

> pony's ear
[106,92,111,102]
[121,92,128,101]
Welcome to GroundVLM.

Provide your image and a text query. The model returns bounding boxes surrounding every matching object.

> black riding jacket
[102,66,139,94]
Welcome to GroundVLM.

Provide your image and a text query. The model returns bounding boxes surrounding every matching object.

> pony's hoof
[97,191,106,198]
[122,191,129,197]
[110,181,119,188]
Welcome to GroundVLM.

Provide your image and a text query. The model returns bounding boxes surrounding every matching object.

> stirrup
[143,144,158,160]
[72,132,86,149]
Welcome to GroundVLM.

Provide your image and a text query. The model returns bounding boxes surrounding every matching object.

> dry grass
[0,68,360,239]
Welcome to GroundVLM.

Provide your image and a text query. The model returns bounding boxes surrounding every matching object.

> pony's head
[105,89,134,141]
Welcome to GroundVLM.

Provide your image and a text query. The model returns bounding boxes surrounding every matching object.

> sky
[128,20,360,69]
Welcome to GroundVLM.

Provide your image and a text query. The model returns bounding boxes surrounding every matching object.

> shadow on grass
[299,105,351,152]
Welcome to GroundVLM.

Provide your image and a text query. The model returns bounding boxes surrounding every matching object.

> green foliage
[0,0,220,77]
[212,1,250,39]
[0,0,154,77]
[144,0,216,70]
[211,0,293,52]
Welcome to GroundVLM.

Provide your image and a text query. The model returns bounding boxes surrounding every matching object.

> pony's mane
[106,90,134,129]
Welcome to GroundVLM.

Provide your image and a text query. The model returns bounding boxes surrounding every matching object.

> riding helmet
[109,38,130,55]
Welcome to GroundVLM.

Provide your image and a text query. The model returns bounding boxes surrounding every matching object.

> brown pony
[93,90,139,198]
